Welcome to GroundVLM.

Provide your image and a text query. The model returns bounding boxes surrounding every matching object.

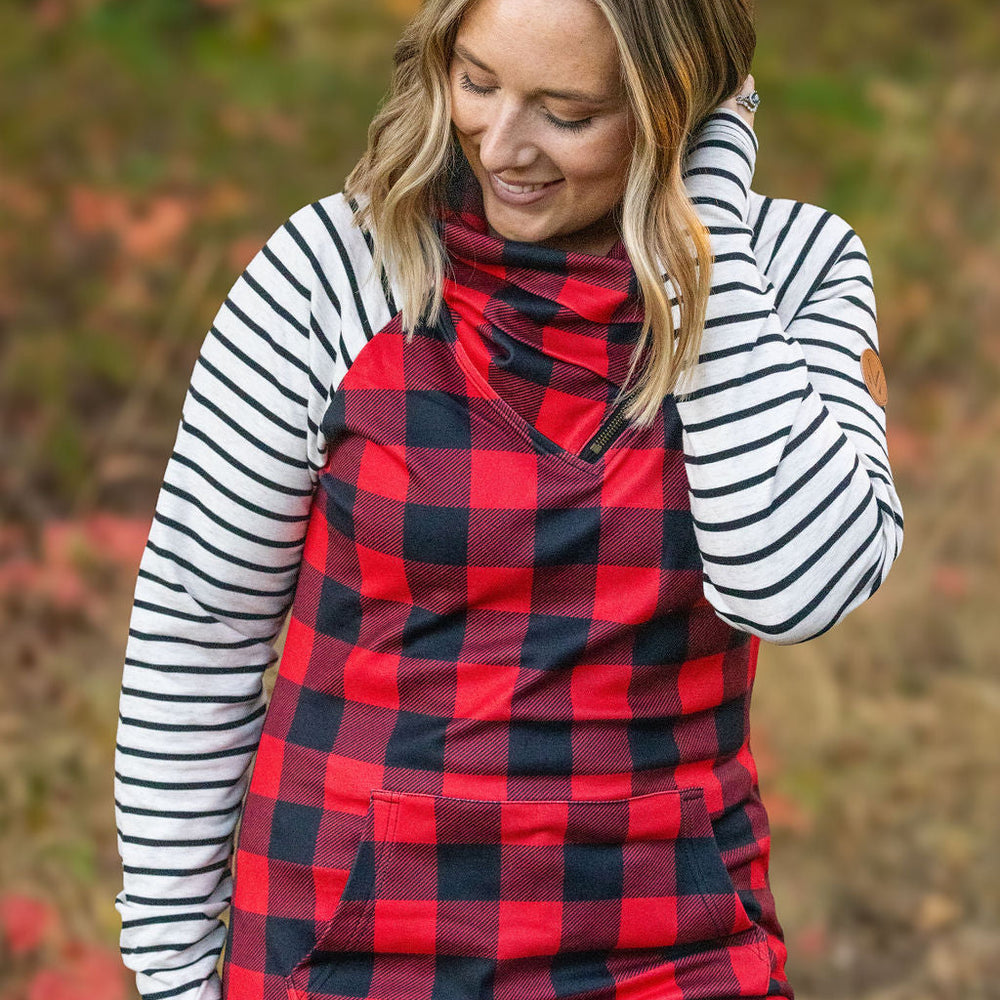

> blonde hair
[344,0,756,426]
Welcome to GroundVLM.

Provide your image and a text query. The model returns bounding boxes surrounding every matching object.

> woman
[113,1,904,998]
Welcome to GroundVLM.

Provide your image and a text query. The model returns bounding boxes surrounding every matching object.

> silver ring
[735,89,760,114]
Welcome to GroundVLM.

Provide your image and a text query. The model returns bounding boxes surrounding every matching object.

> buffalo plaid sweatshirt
[114,110,904,1000]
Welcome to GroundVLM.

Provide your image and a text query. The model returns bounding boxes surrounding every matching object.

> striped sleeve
[675,108,904,644]
[112,194,393,1000]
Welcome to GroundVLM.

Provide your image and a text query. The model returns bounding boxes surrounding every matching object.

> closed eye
[457,72,594,133]
[458,72,494,97]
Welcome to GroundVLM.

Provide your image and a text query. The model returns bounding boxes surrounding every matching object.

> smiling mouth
[492,175,561,194]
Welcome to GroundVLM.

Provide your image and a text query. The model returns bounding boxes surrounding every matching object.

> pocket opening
[283,785,771,998]
[282,789,398,994]
[678,787,765,948]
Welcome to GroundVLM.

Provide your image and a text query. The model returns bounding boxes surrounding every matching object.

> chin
[491,226,542,245]
[484,210,552,245]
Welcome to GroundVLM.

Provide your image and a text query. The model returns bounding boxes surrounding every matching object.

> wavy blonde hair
[343,0,755,426]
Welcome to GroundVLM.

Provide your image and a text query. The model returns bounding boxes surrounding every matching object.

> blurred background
[0,0,997,997]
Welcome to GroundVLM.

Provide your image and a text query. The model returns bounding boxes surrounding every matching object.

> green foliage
[1,0,996,514]
[1,5,999,999]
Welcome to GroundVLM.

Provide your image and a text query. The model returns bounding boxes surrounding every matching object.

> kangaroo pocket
[284,786,771,1000]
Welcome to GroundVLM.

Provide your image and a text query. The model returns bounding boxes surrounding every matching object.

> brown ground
[1,1,998,998]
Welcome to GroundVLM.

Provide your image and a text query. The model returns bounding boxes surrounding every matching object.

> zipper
[437,301,637,465]
[579,394,636,462]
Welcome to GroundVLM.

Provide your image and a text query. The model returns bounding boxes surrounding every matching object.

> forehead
[454,0,623,97]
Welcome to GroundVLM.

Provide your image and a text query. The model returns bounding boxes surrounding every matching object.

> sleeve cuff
[682,108,758,224]
[701,107,759,155]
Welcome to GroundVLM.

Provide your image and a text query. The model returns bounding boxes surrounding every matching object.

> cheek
[591,129,633,189]
[449,81,479,135]
[565,139,630,190]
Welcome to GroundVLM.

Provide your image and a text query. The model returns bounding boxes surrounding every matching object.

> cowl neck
[436,150,646,389]
[433,149,649,456]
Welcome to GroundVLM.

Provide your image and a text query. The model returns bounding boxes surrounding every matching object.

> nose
[475,100,537,175]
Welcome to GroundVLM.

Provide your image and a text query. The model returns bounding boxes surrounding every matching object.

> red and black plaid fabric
[221,153,793,1000]
[437,152,650,458]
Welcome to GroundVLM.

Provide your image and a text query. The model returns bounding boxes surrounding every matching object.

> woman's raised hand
[719,72,757,132]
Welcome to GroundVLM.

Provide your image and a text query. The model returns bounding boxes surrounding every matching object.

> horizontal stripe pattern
[113,196,396,1000]
[114,116,903,997]
[677,108,903,643]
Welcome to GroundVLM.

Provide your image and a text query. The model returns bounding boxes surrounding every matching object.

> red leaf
[82,514,151,571]
[65,943,128,1000]
[27,969,77,1000]
[0,893,60,955]
[27,943,127,1000]
[795,921,830,958]
[885,419,928,474]
[932,563,968,600]
[764,790,813,834]
[120,195,192,260]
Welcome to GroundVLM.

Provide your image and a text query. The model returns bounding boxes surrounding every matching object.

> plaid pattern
[438,153,650,457]
[221,156,792,1000]
[284,787,770,1000]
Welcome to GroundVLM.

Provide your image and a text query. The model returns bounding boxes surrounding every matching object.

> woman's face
[448,0,636,256]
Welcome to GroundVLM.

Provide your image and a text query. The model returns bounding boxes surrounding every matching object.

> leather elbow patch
[860,348,888,407]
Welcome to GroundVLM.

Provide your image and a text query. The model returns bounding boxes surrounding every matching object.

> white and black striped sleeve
[675,108,904,644]
[111,193,393,1000]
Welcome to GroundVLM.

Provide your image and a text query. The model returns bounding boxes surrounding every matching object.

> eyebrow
[453,43,617,106]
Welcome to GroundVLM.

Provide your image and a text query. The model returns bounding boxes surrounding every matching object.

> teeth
[495,176,551,193]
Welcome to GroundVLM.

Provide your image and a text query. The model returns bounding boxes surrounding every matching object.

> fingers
[719,73,756,128]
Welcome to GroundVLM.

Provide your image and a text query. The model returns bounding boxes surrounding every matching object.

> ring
[735,89,760,114]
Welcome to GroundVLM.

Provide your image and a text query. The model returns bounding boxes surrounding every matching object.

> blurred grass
[1,1,998,998]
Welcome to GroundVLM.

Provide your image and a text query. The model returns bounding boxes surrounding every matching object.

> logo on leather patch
[860,348,887,407]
